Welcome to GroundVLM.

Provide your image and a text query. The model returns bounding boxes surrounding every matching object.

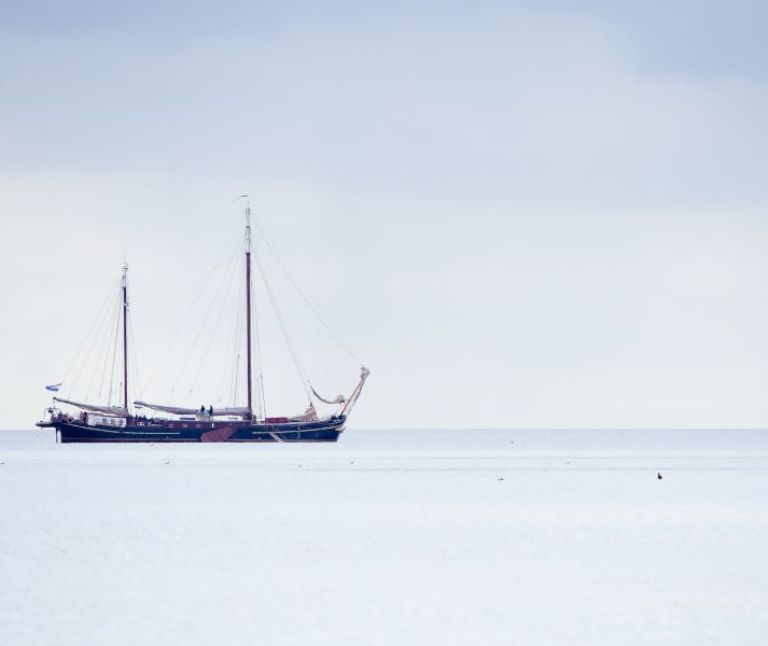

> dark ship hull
[38,416,345,443]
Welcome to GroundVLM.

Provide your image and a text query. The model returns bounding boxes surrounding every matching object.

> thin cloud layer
[1,3,766,428]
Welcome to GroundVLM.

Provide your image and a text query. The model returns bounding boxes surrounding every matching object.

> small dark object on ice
[164,460,170,465]
[497,477,504,481]
[350,461,355,465]
[657,472,663,480]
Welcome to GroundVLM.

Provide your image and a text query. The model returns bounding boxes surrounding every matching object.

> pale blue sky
[1,1,767,428]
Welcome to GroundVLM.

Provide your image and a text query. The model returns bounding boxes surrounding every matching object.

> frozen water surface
[1,429,767,645]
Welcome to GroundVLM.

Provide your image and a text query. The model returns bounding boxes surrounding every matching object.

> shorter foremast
[51,262,131,418]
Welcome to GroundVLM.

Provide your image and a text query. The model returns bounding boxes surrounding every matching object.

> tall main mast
[121,263,129,413]
[244,201,253,418]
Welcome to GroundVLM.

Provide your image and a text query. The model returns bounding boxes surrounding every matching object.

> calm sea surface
[3,427,768,453]
[2,428,767,645]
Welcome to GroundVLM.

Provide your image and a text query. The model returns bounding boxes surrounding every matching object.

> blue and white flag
[45,383,62,392]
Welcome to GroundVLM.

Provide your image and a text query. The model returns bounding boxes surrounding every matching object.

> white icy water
[1,428,767,645]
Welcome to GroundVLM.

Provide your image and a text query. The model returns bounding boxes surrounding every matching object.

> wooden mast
[121,262,129,413]
[244,202,253,419]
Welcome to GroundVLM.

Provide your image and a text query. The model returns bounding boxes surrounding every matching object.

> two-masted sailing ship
[37,200,369,443]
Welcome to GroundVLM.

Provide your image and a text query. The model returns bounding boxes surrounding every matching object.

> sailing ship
[37,200,369,443]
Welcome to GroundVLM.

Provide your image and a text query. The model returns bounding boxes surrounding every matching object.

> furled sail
[310,386,346,405]
[54,397,128,417]
[134,401,252,417]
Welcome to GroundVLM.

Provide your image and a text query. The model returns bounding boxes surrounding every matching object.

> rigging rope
[64,277,120,400]
[252,220,363,365]
[96,288,119,399]
[187,244,242,395]
[230,352,240,409]
[143,227,242,391]
[225,286,243,407]
[251,278,266,419]
[251,247,311,399]
[80,289,121,403]
[259,253,339,392]
[105,291,121,405]
[168,241,241,400]
[129,306,143,405]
